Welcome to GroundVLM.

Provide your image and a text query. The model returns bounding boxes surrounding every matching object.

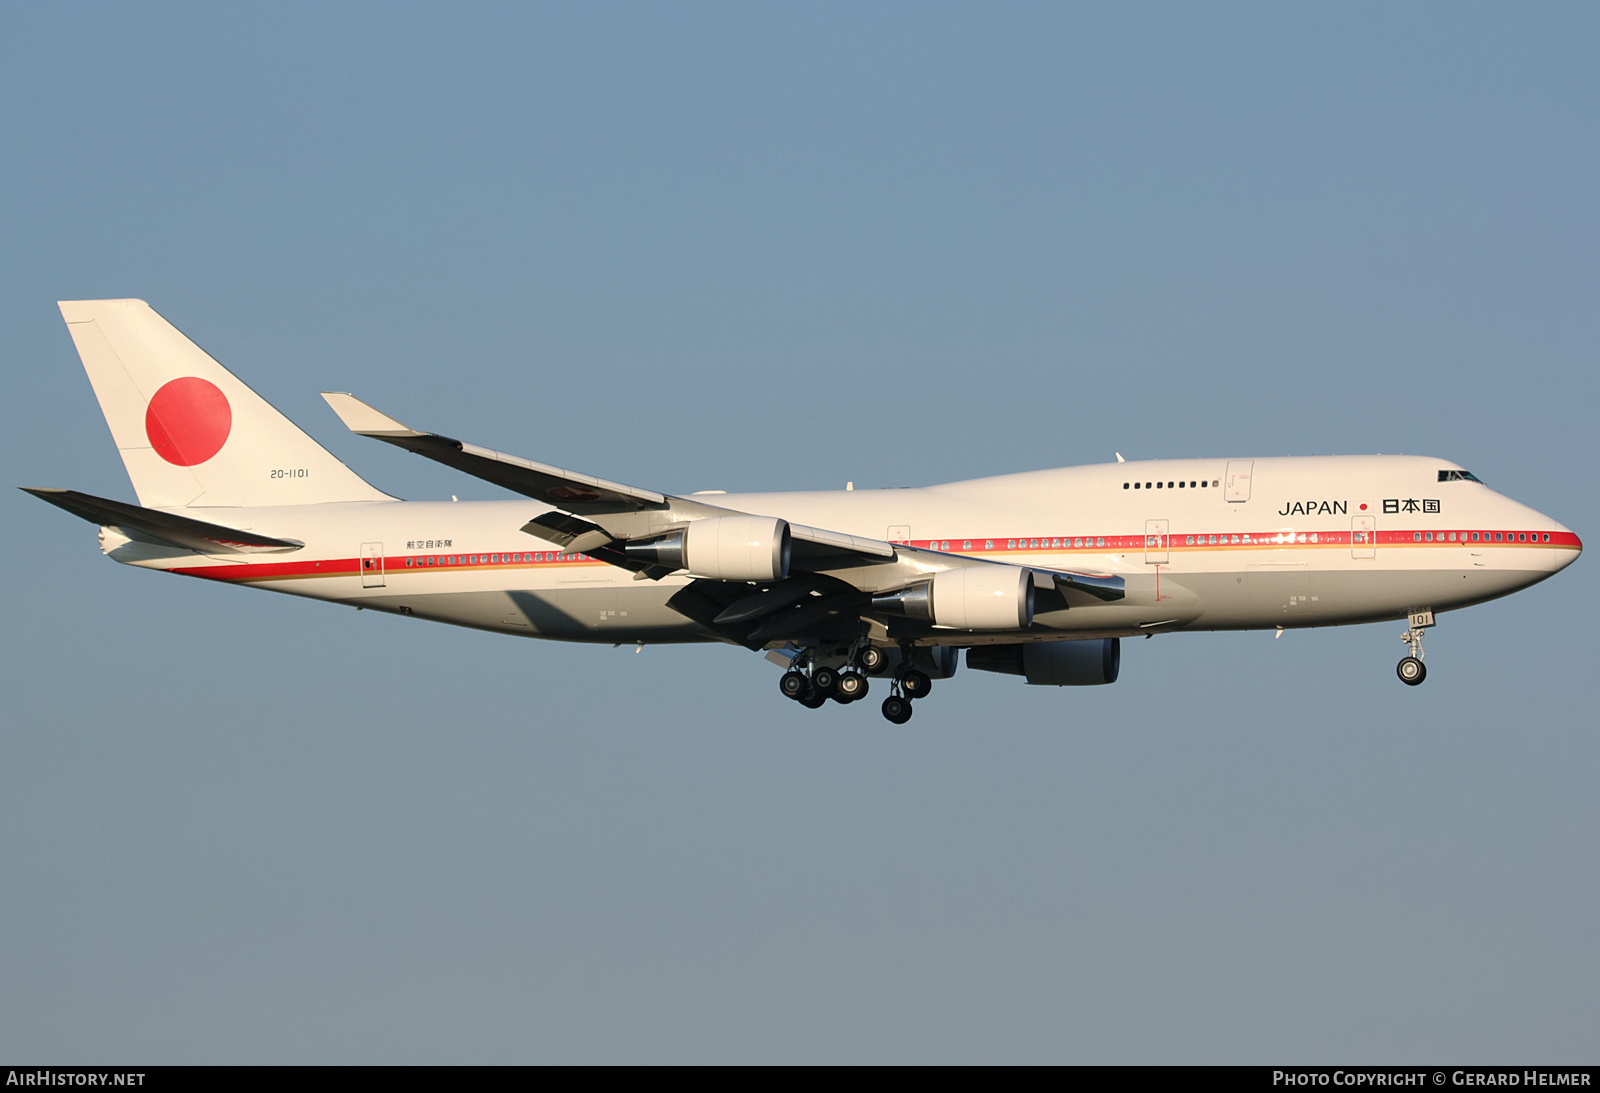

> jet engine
[871,565,1034,630]
[624,515,791,582]
[966,638,1121,685]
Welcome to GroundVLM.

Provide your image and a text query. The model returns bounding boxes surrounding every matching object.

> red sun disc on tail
[145,377,232,466]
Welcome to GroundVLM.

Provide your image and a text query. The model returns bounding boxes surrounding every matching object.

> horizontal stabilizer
[21,487,303,554]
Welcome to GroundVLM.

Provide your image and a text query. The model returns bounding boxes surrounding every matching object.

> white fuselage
[106,454,1580,646]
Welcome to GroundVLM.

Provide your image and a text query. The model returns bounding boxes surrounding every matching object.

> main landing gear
[779,659,871,710]
[872,667,934,723]
[778,645,934,723]
[1396,609,1435,686]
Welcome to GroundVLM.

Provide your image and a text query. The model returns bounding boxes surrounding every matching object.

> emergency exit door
[1351,516,1376,559]
[1144,519,1169,564]
[361,542,385,587]
[1225,460,1253,502]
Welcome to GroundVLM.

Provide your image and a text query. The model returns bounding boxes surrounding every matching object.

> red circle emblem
[145,377,232,466]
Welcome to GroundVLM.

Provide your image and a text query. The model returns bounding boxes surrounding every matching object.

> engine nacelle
[966,639,1121,685]
[872,565,1034,630]
[624,515,791,581]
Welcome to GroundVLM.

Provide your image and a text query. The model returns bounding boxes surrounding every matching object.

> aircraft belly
[361,584,709,643]
[1176,566,1551,629]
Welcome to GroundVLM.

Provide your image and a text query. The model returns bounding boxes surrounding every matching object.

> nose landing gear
[1397,609,1434,686]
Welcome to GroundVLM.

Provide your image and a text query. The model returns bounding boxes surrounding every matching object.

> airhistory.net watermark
[5,1073,145,1087]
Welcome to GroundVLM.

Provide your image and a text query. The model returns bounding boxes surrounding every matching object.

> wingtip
[57,299,151,323]
[319,392,423,437]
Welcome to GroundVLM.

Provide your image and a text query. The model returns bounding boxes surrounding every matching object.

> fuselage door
[1351,516,1376,560]
[361,541,385,588]
[887,525,912,544]
[1225,460,1253,502]
[1144,519,1169,564]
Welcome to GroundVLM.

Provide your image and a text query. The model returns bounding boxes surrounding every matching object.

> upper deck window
[1439,470,1482,483]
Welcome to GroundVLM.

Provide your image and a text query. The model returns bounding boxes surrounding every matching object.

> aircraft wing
[323,392,896,564]
[321,393,672,515]
[322,394,1118,644]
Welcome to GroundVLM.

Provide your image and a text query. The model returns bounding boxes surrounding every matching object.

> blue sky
[2,2,1596,1063]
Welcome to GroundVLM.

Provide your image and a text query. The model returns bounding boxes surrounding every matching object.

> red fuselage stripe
[166,529,1582,584]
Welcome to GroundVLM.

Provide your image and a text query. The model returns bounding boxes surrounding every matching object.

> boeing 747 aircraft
[26,300,1582,722]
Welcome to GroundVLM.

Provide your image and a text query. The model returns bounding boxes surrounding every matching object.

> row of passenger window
[403,551,586,567]
[1124,480,1219,489]
[1004,538,1108,550]
[929,539,1112,551]
[1187,534,1268,544]
[1186,533,1314,545]
[1413,532,1549,543]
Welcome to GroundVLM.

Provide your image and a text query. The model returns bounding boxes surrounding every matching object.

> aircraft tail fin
[57,299,392,509]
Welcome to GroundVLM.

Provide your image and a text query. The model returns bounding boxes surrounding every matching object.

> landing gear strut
[878,653,931,724]
[1397,609,1434,686]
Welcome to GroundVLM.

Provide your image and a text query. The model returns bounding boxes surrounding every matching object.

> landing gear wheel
[881,696,913,724]
[900,669,932,699]
[836,672,869,702]
[811,666,839,696]
[799,691,828,709]
[779,670,809,700]
[857,646,888,675]
[1397,656,1427,686]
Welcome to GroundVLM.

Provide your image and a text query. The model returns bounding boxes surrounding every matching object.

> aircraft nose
[1548,519,1581,573]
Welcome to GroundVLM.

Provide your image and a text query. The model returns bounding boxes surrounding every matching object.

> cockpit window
[1438,470,1482,483]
